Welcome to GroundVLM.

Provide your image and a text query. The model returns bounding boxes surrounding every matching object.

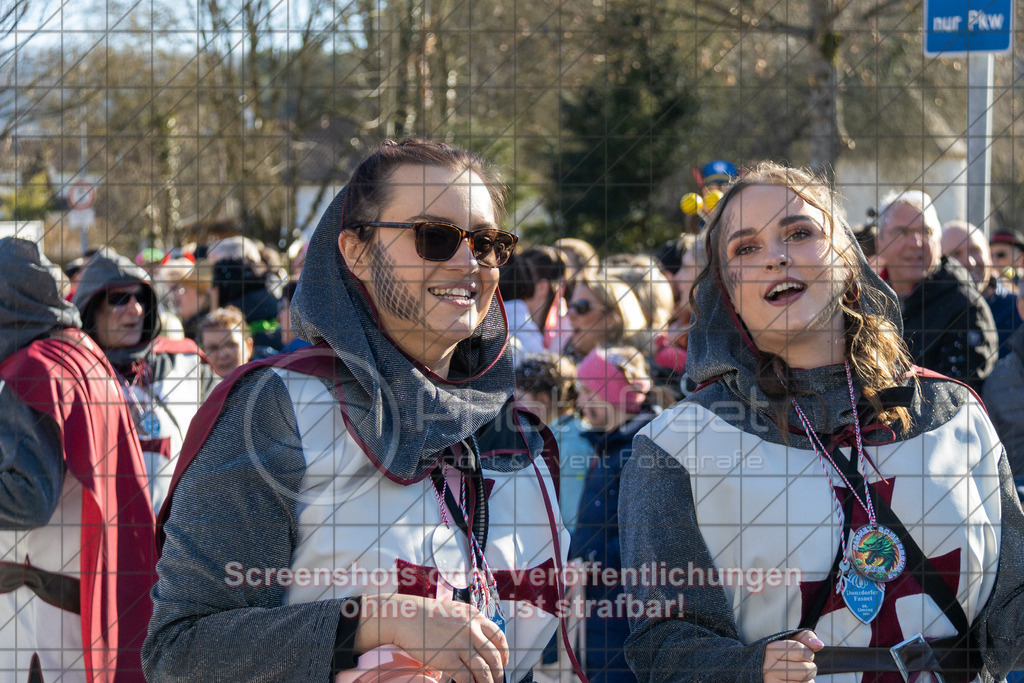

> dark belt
[816,633,982,683]
[0,560,81,614]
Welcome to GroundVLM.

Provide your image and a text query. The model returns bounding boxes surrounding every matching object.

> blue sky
[5,0,365,57]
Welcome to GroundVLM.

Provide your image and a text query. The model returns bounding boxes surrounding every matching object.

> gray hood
[686,206,904,441]
[0,237,82,361]
[71,247,160,351]
[291,187,518,482]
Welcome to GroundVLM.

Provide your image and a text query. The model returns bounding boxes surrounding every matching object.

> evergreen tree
[548,4,697,253]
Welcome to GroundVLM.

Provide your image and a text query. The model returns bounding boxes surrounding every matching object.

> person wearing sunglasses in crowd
[71,247,213,514]
[145,138,571,683]
[0,238,156,682]
[619,162,1024,682]
[565,273,649,363]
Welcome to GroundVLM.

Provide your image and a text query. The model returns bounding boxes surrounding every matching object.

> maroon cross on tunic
[798,477,962,683]
[394,558,561,616]
[393,478,562,615]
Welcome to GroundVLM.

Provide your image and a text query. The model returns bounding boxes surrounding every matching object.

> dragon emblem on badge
[850,525,907,582]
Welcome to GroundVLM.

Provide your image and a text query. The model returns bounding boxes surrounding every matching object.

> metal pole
[79,69,88,255]
[966,53,993,236]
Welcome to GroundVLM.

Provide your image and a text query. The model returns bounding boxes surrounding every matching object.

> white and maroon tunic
[278,365,569,682]
[124,339,208,514]
[1,331,156,683]
[620,370,1024,683]
[145,350,570,682]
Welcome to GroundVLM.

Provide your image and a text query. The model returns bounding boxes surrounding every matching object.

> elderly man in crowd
[875,190,997,389]
[942,220,1022,358]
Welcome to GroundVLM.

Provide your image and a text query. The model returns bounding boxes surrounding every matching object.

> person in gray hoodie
[620,163,1023,682]
[144,138,572,683]
[72,247,213,512]
[0,237,156,682]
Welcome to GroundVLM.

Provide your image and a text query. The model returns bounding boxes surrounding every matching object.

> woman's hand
[762,630,823,683]
[354,594,509,683]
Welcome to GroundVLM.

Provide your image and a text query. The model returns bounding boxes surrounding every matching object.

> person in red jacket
[0,237,157,682]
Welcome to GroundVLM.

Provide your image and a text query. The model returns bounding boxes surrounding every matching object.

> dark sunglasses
[354,221,518,267]
[105,290,143,307]
[568,299,597,315]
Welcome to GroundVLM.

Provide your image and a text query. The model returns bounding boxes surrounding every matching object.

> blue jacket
[985,280,1023,359]
[551,414,592,534]
[569,409,657,683]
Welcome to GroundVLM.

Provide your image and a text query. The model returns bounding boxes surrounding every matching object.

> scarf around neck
[290,186,520,482]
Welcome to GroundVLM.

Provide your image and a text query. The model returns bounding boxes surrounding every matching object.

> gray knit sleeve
[0,381,64,530]
[143,367,347,682]
[619,434,793,683]
[972,447,1024,680]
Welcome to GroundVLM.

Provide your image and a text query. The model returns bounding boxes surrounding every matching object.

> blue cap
[702,160,737,183]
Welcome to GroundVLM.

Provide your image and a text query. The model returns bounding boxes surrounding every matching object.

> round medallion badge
[850,525,906,582]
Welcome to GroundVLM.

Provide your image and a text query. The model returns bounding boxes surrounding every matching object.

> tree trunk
[806,0,848,184]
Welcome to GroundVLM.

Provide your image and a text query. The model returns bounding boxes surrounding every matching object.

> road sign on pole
[68,179,96,210]
[925,1,1014,235]
[67,179,96,253]
[965,54,994,236]
[68,208,95,231]
[924,0,1014,56]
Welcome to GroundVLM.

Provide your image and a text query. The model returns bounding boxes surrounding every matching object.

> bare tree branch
[683,3,809,40]
[858,0,914,23]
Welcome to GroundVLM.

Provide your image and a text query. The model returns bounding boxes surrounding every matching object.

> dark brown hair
[498,245,566,313]
[691,161,913,430]
[341,137,507,241]
[516,353,580,417]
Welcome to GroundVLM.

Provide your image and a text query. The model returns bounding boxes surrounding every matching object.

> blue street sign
[924,0,1014,56]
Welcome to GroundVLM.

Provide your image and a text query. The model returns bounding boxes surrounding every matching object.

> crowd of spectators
[4,161,1024,682]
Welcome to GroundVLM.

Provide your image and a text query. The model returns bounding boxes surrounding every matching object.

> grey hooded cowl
[291,187,524,482]
[685,221,904,442]
[0,237,81,362]
[70,247,160,370]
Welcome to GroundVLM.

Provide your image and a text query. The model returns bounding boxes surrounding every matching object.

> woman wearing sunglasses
[145,138,571,683]
[565,274,648,362]
[71,247,214,514]
[617,163,1024,682]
